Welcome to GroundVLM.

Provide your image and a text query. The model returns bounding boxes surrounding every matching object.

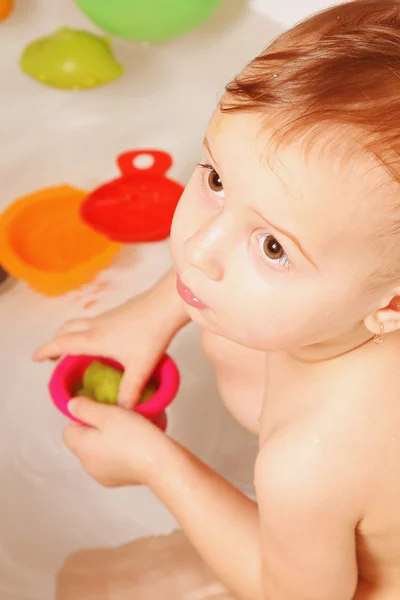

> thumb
[118,361,155,409]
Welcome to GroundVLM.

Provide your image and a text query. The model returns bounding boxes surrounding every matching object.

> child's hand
[34,297,166,408]
[64,397,168,488]
[34,270,189,409]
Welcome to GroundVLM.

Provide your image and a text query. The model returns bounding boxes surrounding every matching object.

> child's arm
[148,438,359,600]
[64,398,360,600]
[254,441,359,600]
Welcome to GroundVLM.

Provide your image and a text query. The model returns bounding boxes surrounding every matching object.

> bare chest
[200,330,306,437]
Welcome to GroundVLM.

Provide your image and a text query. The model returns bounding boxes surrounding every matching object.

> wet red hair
[222,0,400,182]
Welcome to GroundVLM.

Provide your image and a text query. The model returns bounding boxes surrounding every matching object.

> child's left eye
[197,163,225,198]
[257,234,290,268]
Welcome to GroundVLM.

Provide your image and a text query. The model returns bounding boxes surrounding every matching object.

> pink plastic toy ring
[49,354,180,431]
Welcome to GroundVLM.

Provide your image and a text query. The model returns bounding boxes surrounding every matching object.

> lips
[176,275,208,310]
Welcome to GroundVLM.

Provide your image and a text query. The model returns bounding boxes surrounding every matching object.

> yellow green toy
[20,27,124,90]
[75,360,158,405]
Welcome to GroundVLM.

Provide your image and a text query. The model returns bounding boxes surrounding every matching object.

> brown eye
[208,169,223,193]
[263,235,285,260]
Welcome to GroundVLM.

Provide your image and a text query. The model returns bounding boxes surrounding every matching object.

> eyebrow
[203,136,219,166]
[203,137,317,269]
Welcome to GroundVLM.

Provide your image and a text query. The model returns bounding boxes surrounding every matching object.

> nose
[184,213,231,282]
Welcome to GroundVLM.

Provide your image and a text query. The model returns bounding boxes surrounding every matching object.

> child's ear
[364,289,400,336]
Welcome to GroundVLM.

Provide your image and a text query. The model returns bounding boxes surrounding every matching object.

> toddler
[36,1,400,598]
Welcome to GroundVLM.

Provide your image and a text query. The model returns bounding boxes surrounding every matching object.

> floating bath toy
[75,0,223,42]
[80,150,184,243]
[0,185,120,296]
[0,0,13,21]
[20,27,124,90]
[49,354,181,431]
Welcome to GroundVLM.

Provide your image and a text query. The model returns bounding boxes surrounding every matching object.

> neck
[288,322,377,364]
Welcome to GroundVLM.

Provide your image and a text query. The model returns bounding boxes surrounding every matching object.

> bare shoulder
[257,339,400,518]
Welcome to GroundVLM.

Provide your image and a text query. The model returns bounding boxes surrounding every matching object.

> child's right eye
[256,233,290,269]
[197,163,225,198]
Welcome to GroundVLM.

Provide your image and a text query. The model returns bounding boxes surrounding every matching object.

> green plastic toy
[75,0,223,43]
[20,27,124,90]
[75,361,158,405]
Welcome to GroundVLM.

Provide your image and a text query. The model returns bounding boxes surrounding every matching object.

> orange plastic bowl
[0,185,121,296]
[0,0,13,21]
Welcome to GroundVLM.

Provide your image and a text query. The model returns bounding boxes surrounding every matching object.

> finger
[32,341,58,361]
[68,397,113,429]
[63,422,92,455]
[33,331,93,362]
[118,363,153,409]
[63,423,98,460]
[33,320,91,361]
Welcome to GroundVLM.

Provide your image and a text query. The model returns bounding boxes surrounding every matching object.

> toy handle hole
[133,153,155,170]
[117,150,173,177]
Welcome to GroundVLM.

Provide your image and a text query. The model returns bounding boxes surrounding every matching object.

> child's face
[170,108,394,351]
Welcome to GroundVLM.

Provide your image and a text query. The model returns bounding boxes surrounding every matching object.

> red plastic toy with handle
[80,149,184,243]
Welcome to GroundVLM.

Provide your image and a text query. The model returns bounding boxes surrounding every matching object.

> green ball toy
[20,27,124,90]
[74,0,223,43]
[75,360,158,405]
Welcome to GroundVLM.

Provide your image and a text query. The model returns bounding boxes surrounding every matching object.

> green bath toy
[75,0,223,43]
[76,361,159,405]
[20,27,124,90]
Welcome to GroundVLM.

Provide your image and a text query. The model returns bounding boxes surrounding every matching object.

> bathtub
[0,1,324,597]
